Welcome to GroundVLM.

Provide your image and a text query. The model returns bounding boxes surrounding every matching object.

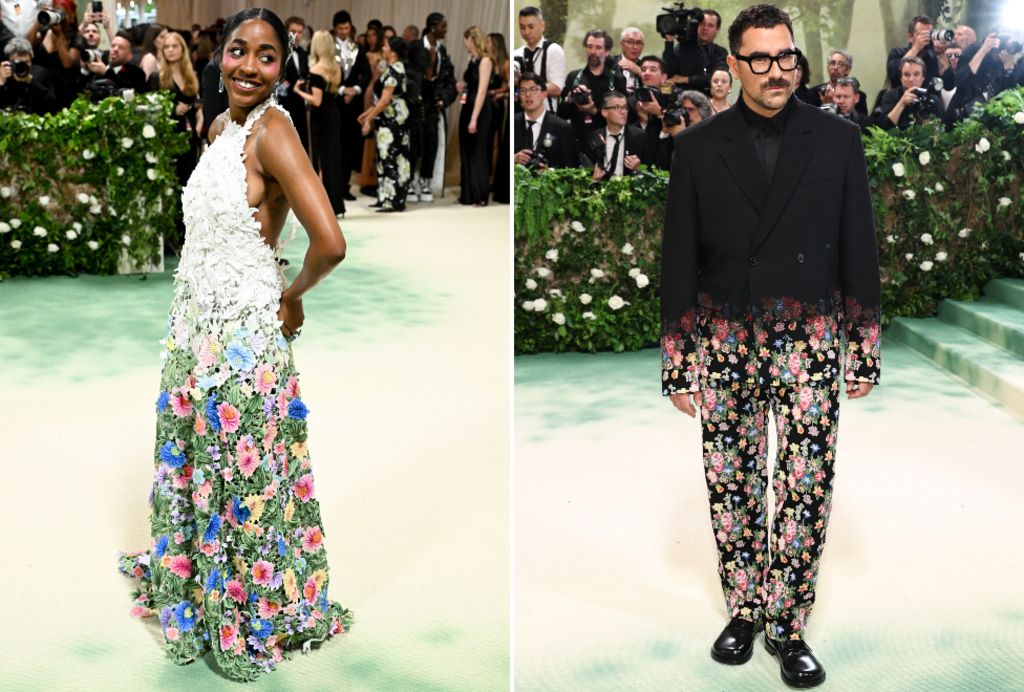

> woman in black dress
[295,30,346,217]
[486,32,510,204]
[147,31,201,252]
[457,26,494,206]
[358,36,411,213]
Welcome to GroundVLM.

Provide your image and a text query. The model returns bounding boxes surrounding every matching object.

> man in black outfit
[279,16,310,154]
[409,12,456,202]
[945,30,1018,125]
[559,29,626,141]
[661,5,880,689]
[0,37,57,114]
[663,8,728,96]
[805,49,868,115]
[584,90,650,181]
[874,56,941,130]
[332,10,371,200]
[95,31,147,94]
[831,77,871,132]
[513,71,576,170]
[885,15,942,87]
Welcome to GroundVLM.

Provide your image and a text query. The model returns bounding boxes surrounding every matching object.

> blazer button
[750,256,759,266]
[796,253,805,263]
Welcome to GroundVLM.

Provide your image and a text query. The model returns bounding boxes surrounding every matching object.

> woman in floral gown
[358,36,411,212]
[118,8,351,681]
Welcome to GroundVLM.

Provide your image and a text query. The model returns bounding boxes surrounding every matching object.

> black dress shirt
[737,94,793,184]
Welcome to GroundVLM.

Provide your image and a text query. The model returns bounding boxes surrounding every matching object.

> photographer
[874,55,940,130]
[514,71,576,170]
[886,15,944,87]
[94,30,146,93]
[559,29,627,141]
[629,55,676,130]
[584,90,651,181]
[946,29,1020,126]
[662,8,728,96]
[26,0,83,107]
[513,6,565,112]
[830,77,870,133]
[807,50,868,115]
[0,36,57,113]
[615,27,645,94]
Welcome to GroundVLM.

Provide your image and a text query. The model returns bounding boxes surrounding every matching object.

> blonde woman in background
[456,26,493,206]
[295,29,346,216]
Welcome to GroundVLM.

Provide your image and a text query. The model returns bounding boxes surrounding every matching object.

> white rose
[628,267,641,278]
[622,242,634,255]
[958,228,971,238]
[918,151,931,165]
[552,312,566,325]
[975,137,990,153]
[33,226,47,237]
[122,234,131,246]
[535,267,551,278]
[885,234,895,243]
[533,298,548,311]
[146,152,158,163]
[920,260,933,271]
[522,301,535,312]
[76,192,90,204]
[89,204,102,215]
[121,137,134,149]
[998,197,1011,208]
[579,293,592,305]
[935,251,947,261]
[87,240,99,250]
[920,233,934,245]
[0,186,10,198]
[905,253,914,260]
[72,221,82,231]
[10,218,21,228]
[146,168,157,181]
[903,190,916,200]
[635,273,650,288]
[10,239,22,249]
[1002,151,1011,162]
[582,311,596,320]
[82,149,95,160]
[0,222,9,234]
[545,248,559,261]
[892,162,905,177]
[525,278,538,290]
[548,288,563,298]
[116,166,125,176]
[570,220,585,233]
[65,230,77,240]
[608,295,625,310]
[934,182,944,192]
[1015,111,1024,125]
[142,124,157,138]
[38,195,50,206]
[590,268,605,279]
[46,243,59,253]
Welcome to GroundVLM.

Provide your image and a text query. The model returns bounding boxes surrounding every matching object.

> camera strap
[524,39,553,110]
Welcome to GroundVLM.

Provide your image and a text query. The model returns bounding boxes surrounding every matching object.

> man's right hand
[86,58,107,75]
[669,391,702,417]
[0,62,10,87]
[514,149,533,166]
[911,28,931,53]
[979,33,1000,56]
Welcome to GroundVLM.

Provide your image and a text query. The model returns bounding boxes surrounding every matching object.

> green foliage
[0,91,188,279]
[515,88,1024,355]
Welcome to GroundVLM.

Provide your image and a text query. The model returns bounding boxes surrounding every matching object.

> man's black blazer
[104,62,147,93]
[513,111,578,169]
[660,97,881,392]
[584,124,652,178]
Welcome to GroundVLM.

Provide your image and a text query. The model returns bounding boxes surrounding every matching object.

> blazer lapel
[750,99,816,253]
[717,107,769,215]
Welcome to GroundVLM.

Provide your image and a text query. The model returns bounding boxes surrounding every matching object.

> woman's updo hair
[386,35,407,61]
[217,7,291,67]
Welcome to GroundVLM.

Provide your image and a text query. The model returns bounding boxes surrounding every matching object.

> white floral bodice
[172,100,288,341]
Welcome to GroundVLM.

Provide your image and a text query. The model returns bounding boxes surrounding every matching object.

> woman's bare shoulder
[208,112,228,143]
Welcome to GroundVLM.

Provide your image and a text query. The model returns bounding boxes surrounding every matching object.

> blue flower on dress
[205,567,222,592]
[225,340,256,372]
[203,514,222,542]
[173,601,198,632]
[160,441,186,468]
[197,375,218,390]
[251,618,274,639]
[206,393,221,432]
[154,534,169,558]
[156,391,170,413]
[232,496,251,524]
[287,398,308,420]
[277,535,287,557]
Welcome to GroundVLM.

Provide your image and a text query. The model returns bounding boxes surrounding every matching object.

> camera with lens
[663,107,690,128]
[571,89,592,106]
[526,132,554,170]
[904,86,934,114]
[85,78,123,102]
[819,102,838,114]
[929,29,954,42]
[11,59,30,79]
[82,48,103,64]
[656,1,704,43]
[993,28,1023,54]
[37,8,65,27]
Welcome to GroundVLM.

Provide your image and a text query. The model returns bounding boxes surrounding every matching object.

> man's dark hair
[583,29,613,51]
[601,90,626,108]
[367,19,383,32]
[518,71,541,87]
[704,10,722,29]
[727,4,794,55]
[283,16,305,29]
[908,15,933,34]
[639,54,666,74]
[425,12,445,33]
[519,6,543,20]
[796,51,810,86]
[332,10,352,27]
[114,29,133,45]
[219,8,290,66]
[835,76,860,91]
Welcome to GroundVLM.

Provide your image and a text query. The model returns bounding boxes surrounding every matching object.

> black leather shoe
[710,616,759,664]
[764,636,826,688]
[343,192,357,201]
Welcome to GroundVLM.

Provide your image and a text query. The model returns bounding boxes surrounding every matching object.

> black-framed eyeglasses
[732,49,802,74]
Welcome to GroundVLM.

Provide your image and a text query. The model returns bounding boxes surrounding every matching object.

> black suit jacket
[663,40,728,93]
[104,62,147,93]
[660,97,881,394]
[513,111,577,169]
[806,81,869,115]
[584,124,651,179]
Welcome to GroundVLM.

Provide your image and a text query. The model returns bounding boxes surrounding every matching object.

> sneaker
[407,188,419,203]
[419,179,434,202]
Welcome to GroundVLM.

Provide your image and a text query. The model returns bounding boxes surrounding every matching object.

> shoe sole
[763,639,826,689]
[710,645,753,665]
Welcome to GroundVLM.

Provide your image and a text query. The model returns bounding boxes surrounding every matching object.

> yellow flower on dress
[313,568,328,589]
[284,499,295,522]
[283,569,299,603]
[290,441,308,459]
[244,494,266,523]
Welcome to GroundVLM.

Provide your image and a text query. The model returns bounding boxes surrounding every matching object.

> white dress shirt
[513,37,566,112]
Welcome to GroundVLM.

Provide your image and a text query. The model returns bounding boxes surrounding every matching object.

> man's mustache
[763,78,790,89]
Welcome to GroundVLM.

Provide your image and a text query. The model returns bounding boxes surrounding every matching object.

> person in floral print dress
[660,5,880,689]
[117,8,351,682]
[358,36,411,212]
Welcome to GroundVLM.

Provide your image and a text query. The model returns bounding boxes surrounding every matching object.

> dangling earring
[218,74,224,93]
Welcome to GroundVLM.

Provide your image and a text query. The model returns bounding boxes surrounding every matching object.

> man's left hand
[624,154,641,171]
[846,381,874,399]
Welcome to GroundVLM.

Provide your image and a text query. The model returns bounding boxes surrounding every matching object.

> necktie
[607,133,622,175]
[526,120,537,148]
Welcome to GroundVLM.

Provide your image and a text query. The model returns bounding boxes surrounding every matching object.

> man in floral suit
[659,5,880,688]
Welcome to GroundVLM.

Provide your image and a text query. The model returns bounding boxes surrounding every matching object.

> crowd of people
[512,5,1024,178]
[0,1,508,245]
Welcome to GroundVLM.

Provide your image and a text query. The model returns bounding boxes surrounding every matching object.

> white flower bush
[920,233,934,245]
[552,312,566,325]
[918,151,931,165]
[525,278,538,290]
[1015,111,1024,125]
[975,137,990,153]
[545,248,559,261]
[628,267,641,278]
[935,251,947,261]
[934,182,944,192]
[886,234,895,243]
[10,219,21,228]
[958,228,971,238]
[76,192,90,204]
[903,190,916,200]
[522,301,535,312]
[920,260,933,271]
[87,240,99,250]
[10,239,22,249]
[146,152,158,163]
[621,242,634,255]
[533,298,548,312]
[548,288,563,298]
[905,253,914,260]
[590,268,605,279]
[608,295,625,310]
[122,234,132,246]
[121,137,134,149]
[46,243,59,253]
[570,220,585,233]
[635,273,650,288]
[535,267,551,278]
[1003,151,1012,162]
[579,293,592,305]
[0,186,10,198]
[82,149,94,160]
[582,311,596,320]
[892,162,905,177]
[38,195,50,206]
[998,197,1012,208]
[142,124,157,138]
[66,230,77,240]
[0,222,9,234]
[32,226,47,237]
[146,168,157,181]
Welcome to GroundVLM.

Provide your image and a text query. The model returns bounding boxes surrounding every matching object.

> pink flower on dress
[711,452,725,473]
[735,569,749,590]
[194,415,207,436]
[198,338,218,367]
[252,560,275,587]
[284,376,300,399]
[721,512,734,532]
[219,623,237,651]
[293,473,315,503]
[799,387,813,411]
[254,363,277,395]
[257,598,281,618]
[303,576,318,603]
[217,402,241,433]
[784,520,797,543]
[225,579,247,603]
[794,458,806,479]
[236,438,260,478]
[165,627,179,641]
[170,392,193,417]
[167,554,192,578]
[788,352,802,375]
[302,526,324,553]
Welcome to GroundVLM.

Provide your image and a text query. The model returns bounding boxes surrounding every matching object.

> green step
[938,298,1024,358]
[888,317,1024,420]
[985,278,1024,311]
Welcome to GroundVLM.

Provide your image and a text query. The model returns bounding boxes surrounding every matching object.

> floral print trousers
[700,374,839,643]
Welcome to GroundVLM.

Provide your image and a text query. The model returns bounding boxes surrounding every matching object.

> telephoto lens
[930,29,954,42]
[37,8,64,26]
[83,49,103,63]
[12,60,30,78]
